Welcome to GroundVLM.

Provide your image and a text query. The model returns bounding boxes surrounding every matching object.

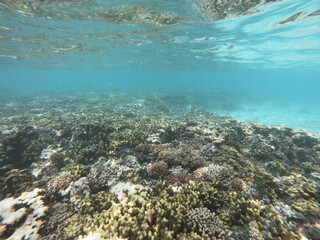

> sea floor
[0,91,319,240]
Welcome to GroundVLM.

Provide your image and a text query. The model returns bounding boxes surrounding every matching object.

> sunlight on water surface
[0,0,319,69]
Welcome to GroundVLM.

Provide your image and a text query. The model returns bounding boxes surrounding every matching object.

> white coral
[0,188,48,240]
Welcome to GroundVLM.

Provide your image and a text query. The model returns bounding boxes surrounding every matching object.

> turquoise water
[1,1,320,240]
[1,0,320,131]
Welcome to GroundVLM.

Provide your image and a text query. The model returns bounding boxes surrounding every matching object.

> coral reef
[226,198,301,239]
[0,168,35,199]
[138,143,206,171]
[64,181,231,240]
[47,172,74,198]
[70,122,113,164]
[0,188,48,240]
[61,163,90,180]
[110,182,146,201]
[40,202,74,240]
[230,177,248,192]
[0,92,319,240]
[47,172,92,206]
[0,126,49,168]
[77,231,128,240]
[146,160,169,179]
[186,207,228,238]
[48,152,65,168]
[87,158,137,191]
[193,167,210,181]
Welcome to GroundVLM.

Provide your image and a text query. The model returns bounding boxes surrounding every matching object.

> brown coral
[164,173,193,186]
[193,167,211,181]
[48,152,65,168]
[146,161,169,179]
[0,168,35,198]
[40,202,74,240]
[47,172,73,196]
[153,143,206,171]
[230,177,248,192]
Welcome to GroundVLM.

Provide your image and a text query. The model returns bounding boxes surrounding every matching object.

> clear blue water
[1,0,320,132]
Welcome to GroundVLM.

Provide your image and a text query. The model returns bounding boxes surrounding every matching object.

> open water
[1,0,320,132]
[1,1,320,240]
[0,0,320,132]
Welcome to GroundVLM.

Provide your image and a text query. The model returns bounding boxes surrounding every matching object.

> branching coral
[65,181,232,240]
[186,207,228,238]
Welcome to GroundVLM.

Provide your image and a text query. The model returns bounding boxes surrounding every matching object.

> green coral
[65,178,308,240]
[109,127,147,156]
[291,199,320,215]
[250,141,275,162]
[214,145,282,200]
[253,167,282,200]
[266,160,293,176]
[61,163,90,180]
[107,117,158,156]
[108,116,192,156]
[65,181,232,240]
[281,174,319,200]
[214,145,256,181]
[226,198,300,240]
[301,161,320,174]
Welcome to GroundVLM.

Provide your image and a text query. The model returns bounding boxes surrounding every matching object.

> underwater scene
[0,0,320,240]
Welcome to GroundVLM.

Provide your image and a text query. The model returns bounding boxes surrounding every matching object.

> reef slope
[0,92,319,240]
